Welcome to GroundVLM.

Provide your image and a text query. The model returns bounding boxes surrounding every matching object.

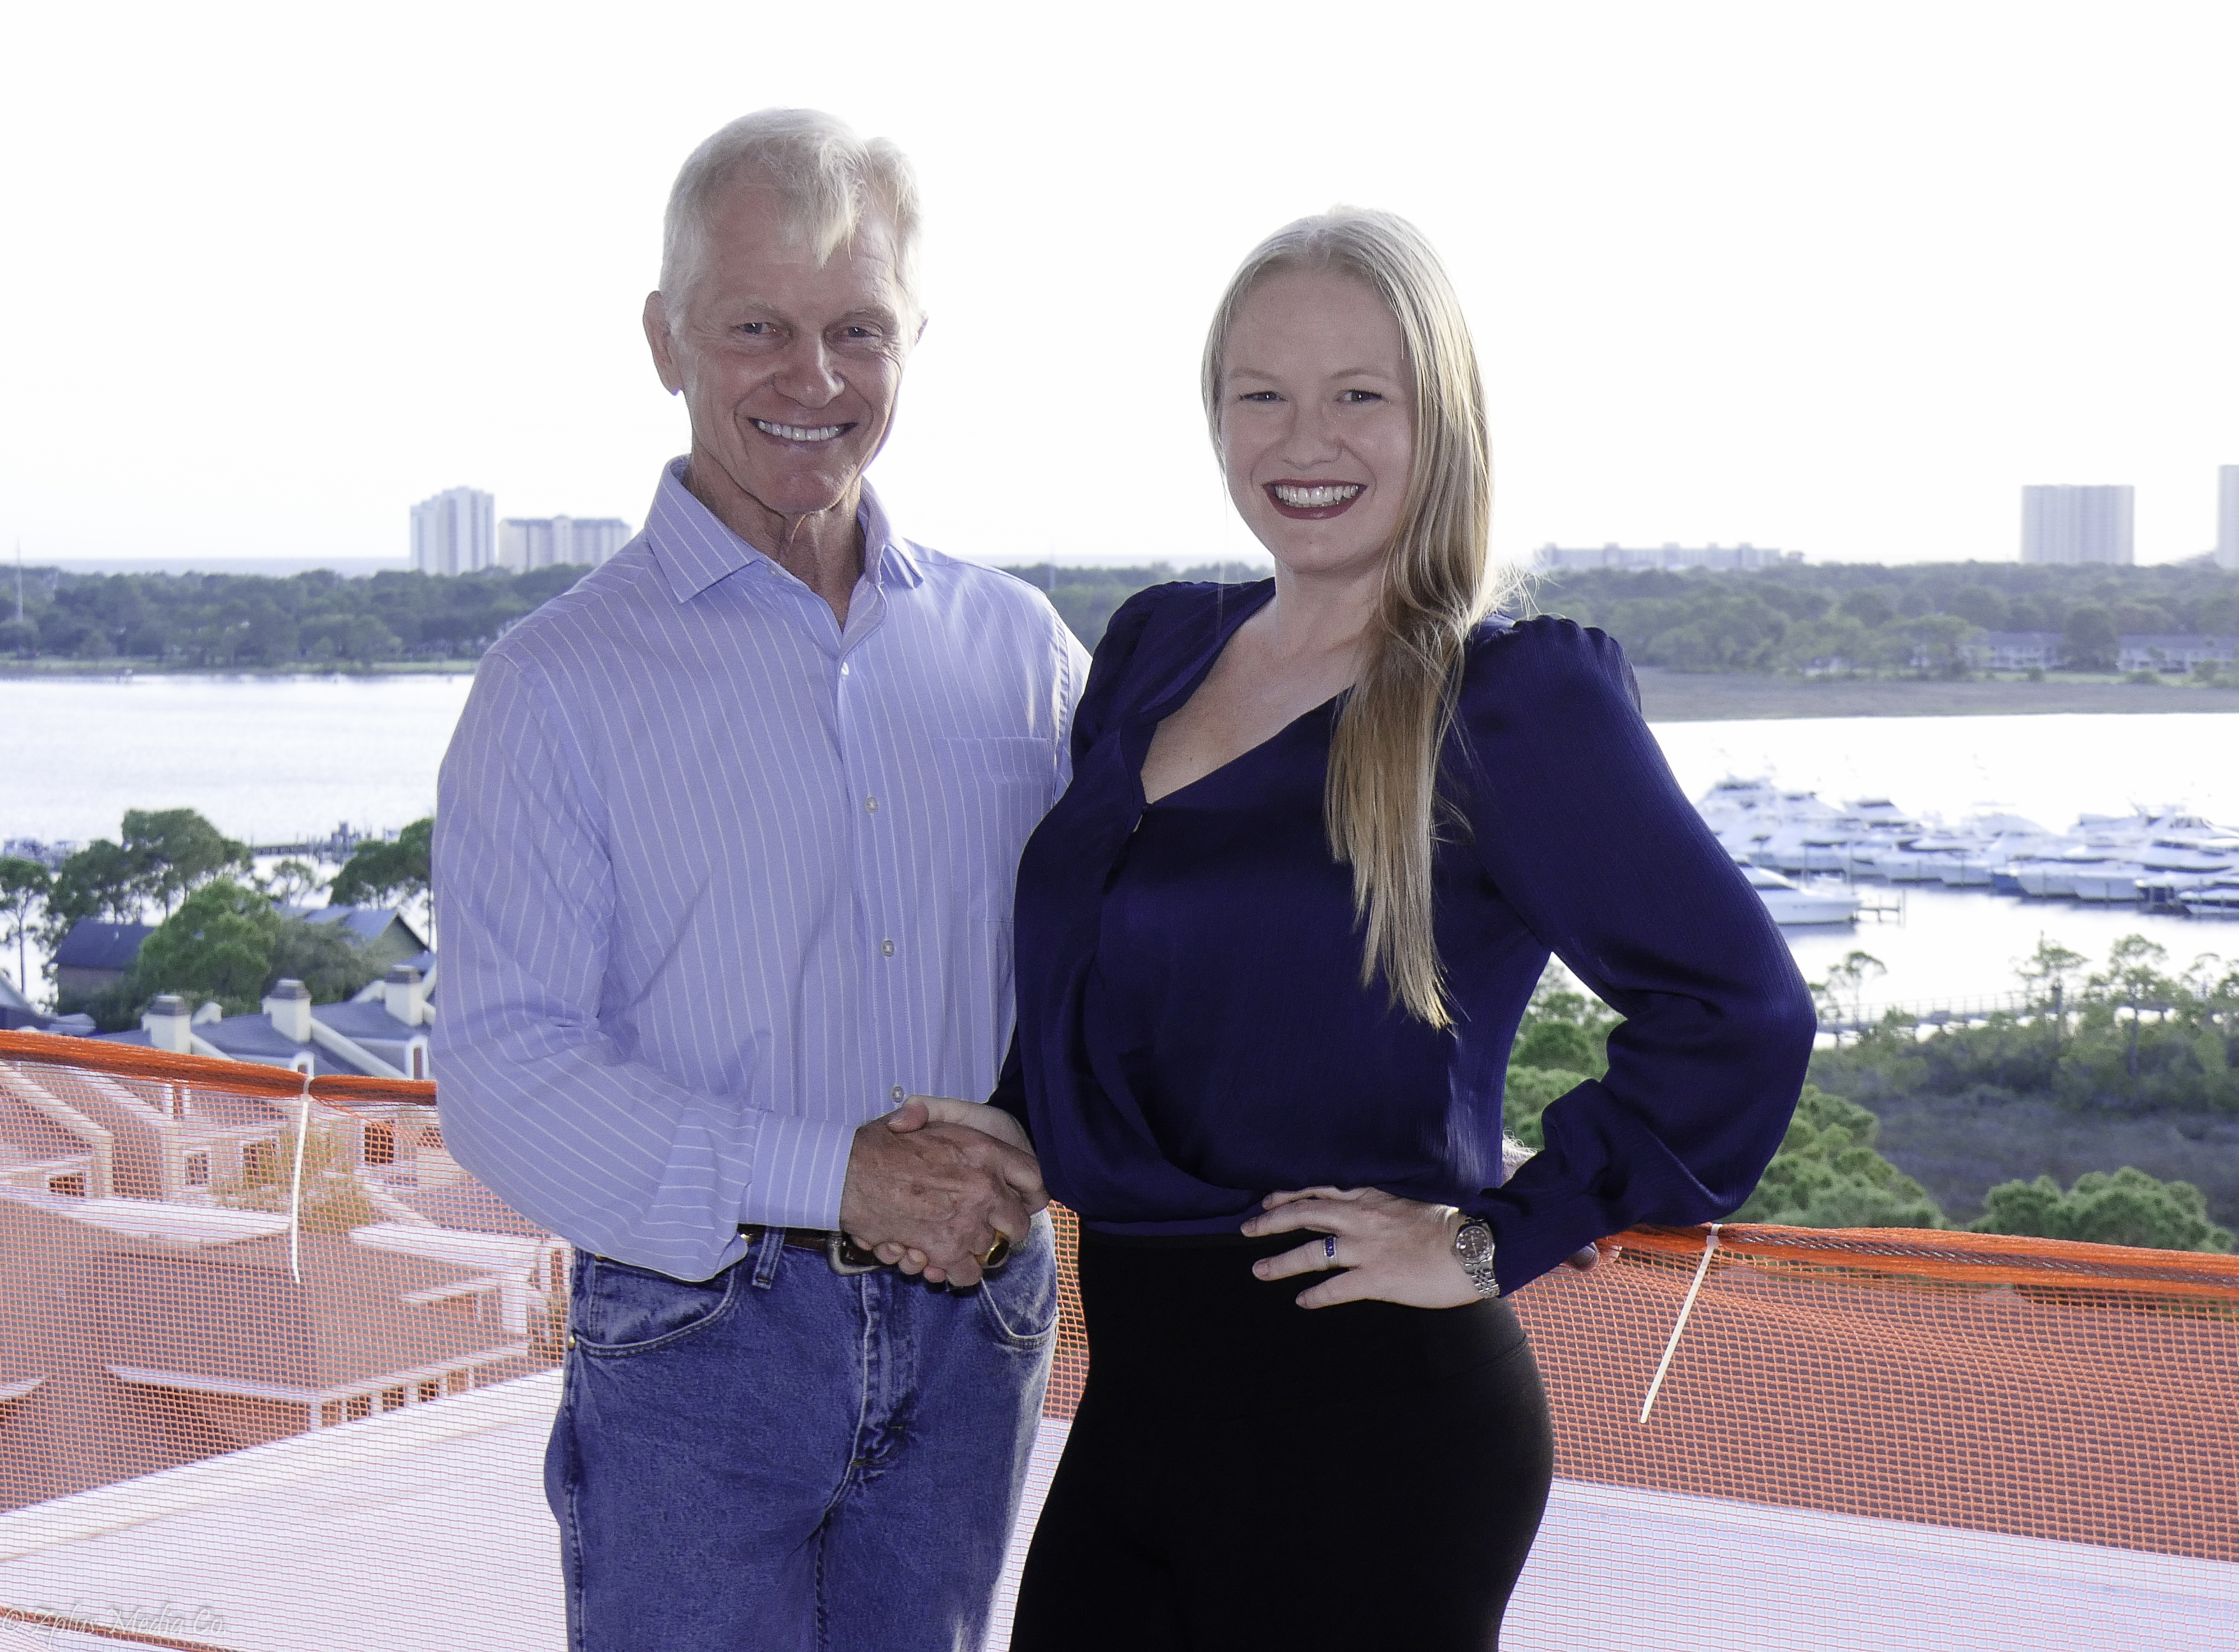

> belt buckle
[826,1233,883,1275]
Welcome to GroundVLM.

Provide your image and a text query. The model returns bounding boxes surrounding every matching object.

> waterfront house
[279,904,429,971]
[97,964,434,1082]
[52,920,156,999]
[1970,630,2064,671]
[2116,634,2238,674]
[54,906,425,1008]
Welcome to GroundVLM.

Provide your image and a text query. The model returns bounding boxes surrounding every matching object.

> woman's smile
[1265,480,1366,518]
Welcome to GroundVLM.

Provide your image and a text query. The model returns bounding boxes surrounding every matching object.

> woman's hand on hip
[1241,1187,1480,1309]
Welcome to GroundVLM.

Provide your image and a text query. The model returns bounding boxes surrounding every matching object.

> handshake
[836,1095,1045,1287]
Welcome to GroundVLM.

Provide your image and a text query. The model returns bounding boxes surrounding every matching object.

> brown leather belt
[736,1224,1010,1275]
[738,1224,885,1274]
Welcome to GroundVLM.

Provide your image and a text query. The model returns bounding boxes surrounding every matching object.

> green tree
[1811,950,1886,1034]
[128,879,281,1016]
[328,818,433,908]
[266,916,385,1005]
[1946,584,2008,630]
[1837,588,1896,628]
[122,808,249,915]
[1971,1167,2233,1253]
[2090,934,2173,1093]
[2015,935,2088,1052]
[1500,964,1620,1148]
[254,859,326,904]
[1730,1084,1944,1229]
[1895,614,1982,678]
[42,838,145,949]
[2062,603,2118,669]
[0,857,52,999]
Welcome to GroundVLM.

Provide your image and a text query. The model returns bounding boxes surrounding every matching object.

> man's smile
[752,417,852,443]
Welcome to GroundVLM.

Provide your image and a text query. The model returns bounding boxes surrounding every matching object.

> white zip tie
[287,1073,312,1286]
[1638,1224,1721,1424]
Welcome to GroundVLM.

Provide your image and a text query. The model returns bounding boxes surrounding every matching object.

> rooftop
[51,921,154,973]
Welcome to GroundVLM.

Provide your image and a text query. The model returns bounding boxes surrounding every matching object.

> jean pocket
[571,1251,741,1355]
[976,1212,1060,1347]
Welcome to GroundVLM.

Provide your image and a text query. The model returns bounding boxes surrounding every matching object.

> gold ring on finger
[977,1235,1011,1270]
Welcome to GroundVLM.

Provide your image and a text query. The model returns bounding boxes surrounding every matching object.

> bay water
[3,676,2232,1006]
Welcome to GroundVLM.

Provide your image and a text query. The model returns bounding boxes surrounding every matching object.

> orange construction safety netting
[0,1029,2233,1651]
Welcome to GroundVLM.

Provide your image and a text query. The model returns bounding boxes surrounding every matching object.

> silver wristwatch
[1452,1218,1500,1298]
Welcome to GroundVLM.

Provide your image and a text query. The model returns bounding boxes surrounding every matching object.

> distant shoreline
[0,661,479,679]
[1636,668,2239,721]
[8,660,2239,718]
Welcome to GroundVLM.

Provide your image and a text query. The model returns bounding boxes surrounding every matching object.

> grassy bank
[1635,667,2239,721]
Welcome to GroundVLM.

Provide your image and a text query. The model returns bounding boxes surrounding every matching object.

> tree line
[1504,943,2236,1254]
[2,563,589,667]
[1006,558,2239,674]
[0,811,431,1025]
[1529,558,2239,676]
[11,556,2233,674]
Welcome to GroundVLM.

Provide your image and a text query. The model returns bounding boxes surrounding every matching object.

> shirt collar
[645,457,923,604]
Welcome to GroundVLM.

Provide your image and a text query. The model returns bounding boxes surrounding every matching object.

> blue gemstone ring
[1324,1235,1338,1263]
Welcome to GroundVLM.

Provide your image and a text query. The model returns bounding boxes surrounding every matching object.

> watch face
[1455,1224,1496,1266]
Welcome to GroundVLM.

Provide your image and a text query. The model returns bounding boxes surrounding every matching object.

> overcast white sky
[4,1,2236,572]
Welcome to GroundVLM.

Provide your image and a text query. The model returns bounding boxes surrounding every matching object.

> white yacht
[1740,865,1862,925]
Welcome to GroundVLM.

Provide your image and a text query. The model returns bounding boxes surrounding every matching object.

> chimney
[143,994,193,1054]
[384,964,427,1027]
[264,979,313,1042]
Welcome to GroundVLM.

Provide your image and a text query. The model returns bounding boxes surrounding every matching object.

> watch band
[1452,1217,1501,1298]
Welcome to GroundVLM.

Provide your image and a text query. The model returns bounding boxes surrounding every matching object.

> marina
[1699,778,2239,925]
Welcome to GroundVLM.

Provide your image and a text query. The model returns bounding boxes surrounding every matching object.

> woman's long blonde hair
[1202,208,1513,1029]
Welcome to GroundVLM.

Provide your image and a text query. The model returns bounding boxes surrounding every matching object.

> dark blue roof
[54,920,156,971]
[278,905,428,948]
[316,1000,419,1042]
[185,1014,376,1077]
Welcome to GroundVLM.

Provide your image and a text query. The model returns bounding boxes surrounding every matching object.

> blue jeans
[547,1213,1057,1651]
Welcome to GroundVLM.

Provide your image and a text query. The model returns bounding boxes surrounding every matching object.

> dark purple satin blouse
[993,581,1815,1293]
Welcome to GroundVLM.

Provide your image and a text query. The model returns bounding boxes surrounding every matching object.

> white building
[2020,484,2134,565]
[497,516,633,571]
[2217,465,2238,570]
[1973,630,2065,671]
[410,487,496,575]
[1536,543,1801,572]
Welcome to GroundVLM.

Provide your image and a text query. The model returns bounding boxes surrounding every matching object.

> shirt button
[864,796,879,813]
[881,939,896,957]
[840,662,850,677]
[890,1085,905,1101]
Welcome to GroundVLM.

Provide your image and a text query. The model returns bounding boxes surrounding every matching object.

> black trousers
[1011,1227,1554,1651]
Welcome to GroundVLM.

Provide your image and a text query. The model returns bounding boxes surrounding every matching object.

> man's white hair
[660,108,922,326]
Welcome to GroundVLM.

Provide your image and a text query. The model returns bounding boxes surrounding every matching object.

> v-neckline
[1137,692,1344,809]
[1127,583,1345,810]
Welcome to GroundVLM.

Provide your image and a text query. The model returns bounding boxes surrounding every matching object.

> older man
[433,110,1086,1651]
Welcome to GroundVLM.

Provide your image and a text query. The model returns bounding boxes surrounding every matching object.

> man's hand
[838,1099,1046,1287]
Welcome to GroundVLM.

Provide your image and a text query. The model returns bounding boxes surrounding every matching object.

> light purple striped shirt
[432,460,1088,1280]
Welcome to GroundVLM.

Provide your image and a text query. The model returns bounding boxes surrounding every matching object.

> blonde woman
[984,210,1814,1646]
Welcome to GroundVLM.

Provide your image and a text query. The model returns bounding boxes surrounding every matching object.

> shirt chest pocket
[930,735,1058,913]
